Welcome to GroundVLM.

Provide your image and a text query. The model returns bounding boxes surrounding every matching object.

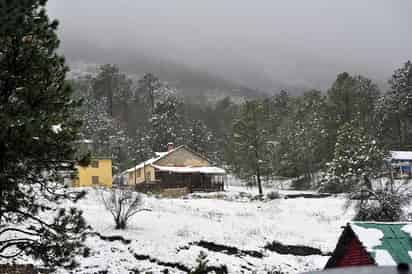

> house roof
[151,165,226,175]
[331,222,412,267]
[123,145,185,174]
[122,145,222,175]
[390,151,412,161]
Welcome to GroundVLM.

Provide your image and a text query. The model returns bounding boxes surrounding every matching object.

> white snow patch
[390,151,412,161]
[351,223,383,250]
[2,185,356,273]
[374,250,397,266]
[155,152,168,157]
[402,224,412,238]
[51,124,62,133]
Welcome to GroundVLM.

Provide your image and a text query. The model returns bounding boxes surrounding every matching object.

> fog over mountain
[48,0,412,95]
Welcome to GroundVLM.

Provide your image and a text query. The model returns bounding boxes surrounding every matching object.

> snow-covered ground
[51,185,356,274]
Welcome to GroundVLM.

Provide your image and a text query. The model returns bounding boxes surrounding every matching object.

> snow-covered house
[325,222,412,269]
[122,144,225,192]
[389,151,412,177]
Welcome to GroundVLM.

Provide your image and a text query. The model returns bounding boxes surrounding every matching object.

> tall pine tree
[149,95,186,152]
[381,61,412,149]
[322,120,386,193]
[187,120,214,156]
[277,90,328,187]
[0,0,88,266]
[227,100,271,195]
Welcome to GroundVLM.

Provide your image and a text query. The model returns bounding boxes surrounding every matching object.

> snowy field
[49,184,357,274]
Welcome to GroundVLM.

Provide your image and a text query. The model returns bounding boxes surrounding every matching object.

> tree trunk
[403,120,408,149]
[115,218,126,229]
[397,114,402,148]
[256,166,263,196]
[363,175,372,190]
[150,91,155,115]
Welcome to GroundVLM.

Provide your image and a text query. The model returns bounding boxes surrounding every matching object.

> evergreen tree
[92,64,132,118]
[137,73,162,114]
[206,97,238,164]
[322,120,386,193]
[328,73,379,126]
[326,73,380,156]
[149,95,186,152]
[129,127,153,164]
[80,96,132,172]
[277,90,328,187]
[227,100,271,195]
[380,61,412,149]
[187,120,214,156]
[0,0,88,266]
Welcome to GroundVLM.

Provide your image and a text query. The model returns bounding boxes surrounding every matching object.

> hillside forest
[73,61,412,192]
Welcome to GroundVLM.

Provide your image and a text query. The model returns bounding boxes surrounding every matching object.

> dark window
[91,160,99,168]
[135,168,141,177]
[92,176,99,184]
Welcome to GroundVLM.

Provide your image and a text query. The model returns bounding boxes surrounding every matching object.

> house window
[134,168,141,177]
[146,172,151,181]
[92,176,99,185]
[91,160,99,168]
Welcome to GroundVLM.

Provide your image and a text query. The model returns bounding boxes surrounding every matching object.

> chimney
[167,142,174,152]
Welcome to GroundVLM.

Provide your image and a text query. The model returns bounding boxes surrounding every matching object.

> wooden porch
[155,171,225,192]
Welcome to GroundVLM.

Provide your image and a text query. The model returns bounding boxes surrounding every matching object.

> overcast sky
[47,0,412,91]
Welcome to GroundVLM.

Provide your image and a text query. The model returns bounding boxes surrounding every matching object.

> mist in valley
[47,0,412,95]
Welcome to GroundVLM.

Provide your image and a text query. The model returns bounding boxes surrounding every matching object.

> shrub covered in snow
[354,186,410,221]
[101,188,150,229]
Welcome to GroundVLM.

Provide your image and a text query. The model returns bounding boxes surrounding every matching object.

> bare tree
[101,188,150,229]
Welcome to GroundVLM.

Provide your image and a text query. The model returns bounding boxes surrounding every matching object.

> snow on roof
[123,156,162,174]
[155,152,168,157]
[402,224,412,237]
[390,151,412,160]
[350,223,383,251]
[123,145,184,174]
[350,222,412,266]
[122,145,224,175]
[374,250,397,266]
[151,165,226,175]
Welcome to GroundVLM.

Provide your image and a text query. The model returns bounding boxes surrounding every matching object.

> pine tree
[80,96,132,172]
[187,120,214,156]
[322,120,386,193]
[149,96,186,152]
[227,100,271,195]
[207,97,238,164]
[328,73,380,127]
[381,61,412,149]
[137,73,163,114]
[278,90,328,187]
[326,73,380,156]
[0,0,88,266]
[129,127,153,164]
[92,64,132,118]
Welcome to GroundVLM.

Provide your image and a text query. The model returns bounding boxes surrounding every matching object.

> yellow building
[73,158,113,188]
